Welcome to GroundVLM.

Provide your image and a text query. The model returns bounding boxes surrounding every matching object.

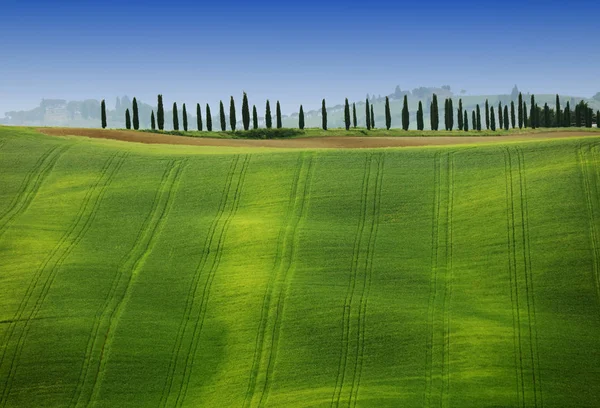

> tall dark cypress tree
[503,105,509,130]
[265,100,272,129]
[125,109,131,129]
[173,102,179,131]
[446,99,451,130]
[371,105,375,129]
[196,103,203,131]
[252,105,258,129]
[206,104,212,131]
[485,99,490,130]
[132,97,139,130]
[523,103,528,128]
[402,95,409,131]
[430,94,439,130]
[510,101,516,129]
[182,103,188,131]
[417,101,424,130]
[543,103,550,127]
[352,103,357,128]
[472,111,477,131]
[230,96,236,131]
[530,95,536,129]
[345,98,352,131]
[448,99,454,131]
[464,111,469,132]
[276,101,282,129]
[518,93,523,128]
[457,99,463,130]
[555,94,561,127]
[490,107,496,131]
[597,110,599,128]
[101,99,107,129]
[151,110,156,130]
[564,101,570,127]
[219,101,226,131]
[498,102,503,130]
[157,94,164,130]
[476,104,482,131]
[242,92,250,131]
[299,105,305,130]
[322,99,327,130]
[365,99,371,130]
[384,97,391,130]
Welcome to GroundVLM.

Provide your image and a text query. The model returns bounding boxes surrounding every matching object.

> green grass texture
[1,127,600,407]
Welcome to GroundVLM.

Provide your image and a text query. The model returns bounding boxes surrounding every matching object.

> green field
[1,127,600,407]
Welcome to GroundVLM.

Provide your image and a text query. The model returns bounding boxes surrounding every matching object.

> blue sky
[1,0,599,115]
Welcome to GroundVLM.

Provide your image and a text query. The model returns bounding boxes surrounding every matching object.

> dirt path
[37,127,599,149]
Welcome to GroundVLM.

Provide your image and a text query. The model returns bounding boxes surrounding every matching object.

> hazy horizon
[2,0,599,116]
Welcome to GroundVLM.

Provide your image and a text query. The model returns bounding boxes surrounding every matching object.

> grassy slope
[0,128,600,407]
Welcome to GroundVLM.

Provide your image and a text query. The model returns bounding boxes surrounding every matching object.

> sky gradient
[1,0,599,115]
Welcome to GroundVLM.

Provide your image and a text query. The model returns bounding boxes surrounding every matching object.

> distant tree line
[100,92,599,132]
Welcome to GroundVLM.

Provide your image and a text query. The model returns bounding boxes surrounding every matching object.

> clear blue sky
[1,0,599,114]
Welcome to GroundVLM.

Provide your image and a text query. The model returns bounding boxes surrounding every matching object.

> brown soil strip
[37,127,599,149]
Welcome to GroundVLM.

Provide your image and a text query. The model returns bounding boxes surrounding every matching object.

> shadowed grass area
[0,126,600,407]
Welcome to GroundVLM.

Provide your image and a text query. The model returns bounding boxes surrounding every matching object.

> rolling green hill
[1,128,600,407]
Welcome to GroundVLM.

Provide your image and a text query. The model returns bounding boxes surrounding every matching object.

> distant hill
[2,87,599,130]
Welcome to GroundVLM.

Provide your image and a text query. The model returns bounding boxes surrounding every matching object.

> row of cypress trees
[101,93,598,131]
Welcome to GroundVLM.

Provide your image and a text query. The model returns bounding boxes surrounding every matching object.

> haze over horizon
[2,0,599,116]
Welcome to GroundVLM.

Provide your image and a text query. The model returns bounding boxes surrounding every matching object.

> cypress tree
[230,96,236,131]
[206,104,212,131]
[345,98,352,131]
[543,103,550,127]
[448,99,454,131]
[182,103,188,131]
[503,105,509,130]
[265,100,272,129]
[151,110,156,130]
[125,109,131,129]
[276,101,282,129]
[476,104,482,131]
[101,99,107,129]
[365,99,371,130]
[157,94,165,130]
[402,95,409,131]
[417,101,424,130]
[457,99,463,130]
[575,102,581,127]
[523,103,528,128]
[132,97,139,130]
[430,94,439,130]
[299,105,305,130]
[242,92,250,131]
[219,100,226,131]
[384,97,391,130]
[371,105,375,129]
[464,111,469,132]
[472,111,476,131]
[510,101,516,129]
[490,107,496,131]
[196,103,203,131]
[597,110,599,128]
[586,106,593,127]
[485,99,490,130]
[530,95,536,129]
[564,102,570,127]
[322,99,327,130]
[353,103,357,128]
[173,102,179,131]
[252,105,258,129]
[206,103,212,132]
[555,94,561,127]
[444,99,449,131]
[498,102,503,130]
[518,93,523,128]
